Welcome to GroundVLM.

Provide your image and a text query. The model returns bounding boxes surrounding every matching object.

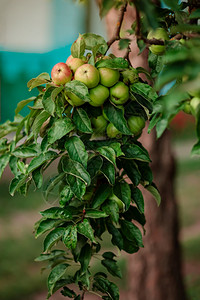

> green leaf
[48,118,74,144]
[42,87,56,116]
[82,33,108,55]
[118,38,131,50]
[120,219,143,247]
[66,174,86,200]
[101,258,122,278]
[107,222,123,250]
[121,159,141,186]
[137,161,153,186]
[71,33,86,58]
[145,183,161,206]
[51,86,64,101]
[27,72,50,91]
[35,218,62,238]
[43,227,65,252]
[87,155,103,179]
[113,182,131,211]
[9,174,28,196]
[15,97,36,115]
[65,80,90,102]
[78,243,92,272]
[0,153,10,179]
[59,185,74,207]
[47,264,69,298]
[63,225,77,250]
[32,168,43,189]
[92,184,112,209]
[9,156,20,176]
[101,160,115,185]
[189,8,200,19]
[40,206,76,220]
[97,146,116,165]
[62,157,91,185]
[191,140,200,156]
[77,219,97,244]
[100,0,115,17]
[27,151,57,173]
[162,0,179,10]
[131,186,144,214]
[121,144,151,162]
[65,136,88,168]
[73,108,93,133]
[61,286,77,298]
[32,110,50,139]
[109,143,124,157]
[96,57,129,69]
[35,250,66,261]
[85,209,108,218]
[12,146,38,158]
[93,275,119,300]
[121,234,139,254]
[43,173,65,200]
[102,200,119,224]
[103,102,132,135]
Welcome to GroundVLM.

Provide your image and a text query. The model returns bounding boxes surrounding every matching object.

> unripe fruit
[147,28,169,55]
[128,116,146,135]
[99,68,120,87]
[89,84,109,107]
[75,64,100,88]
[65,92,85,106]
[66,55,85,73]
[107,123,122,139]
[110,82,129,105]
[190,97,200,116]
[183,101,191,114]
[91,115,108,134]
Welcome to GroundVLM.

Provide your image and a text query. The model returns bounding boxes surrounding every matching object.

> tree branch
[107,2,128,49]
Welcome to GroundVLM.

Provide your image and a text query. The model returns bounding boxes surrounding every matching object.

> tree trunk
[105,5,187,300]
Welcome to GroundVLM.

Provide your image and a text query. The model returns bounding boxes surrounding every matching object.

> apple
[91,115,108,134]
[74,64,100,88]
[89,84,109,107]
[65,92,85,106]
[51,62,72,85]
[147,28,169,55]
[190,97,200,116]
[128,116,146,135]
[110,82,129,105]
[66,55,85,73]
[107,123,122,139]
[183,101,191,114]
[99,68,120,87]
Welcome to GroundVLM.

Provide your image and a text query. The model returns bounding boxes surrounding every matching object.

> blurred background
[0,0,200,299]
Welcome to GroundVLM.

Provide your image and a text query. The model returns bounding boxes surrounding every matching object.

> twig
[81,290,86,300]
[107,2,128,49]
[123,44,132,66]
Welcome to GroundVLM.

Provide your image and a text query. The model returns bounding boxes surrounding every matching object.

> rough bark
[105,5,187,300]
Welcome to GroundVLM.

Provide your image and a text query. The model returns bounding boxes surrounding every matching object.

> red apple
[66,55,85,73]
[51,63,72,85]
[74,64,100,88]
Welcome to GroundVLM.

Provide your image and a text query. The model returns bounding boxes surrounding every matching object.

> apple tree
[0,0,200,299]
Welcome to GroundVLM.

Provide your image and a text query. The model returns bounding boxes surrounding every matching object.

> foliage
[1,0,200,299]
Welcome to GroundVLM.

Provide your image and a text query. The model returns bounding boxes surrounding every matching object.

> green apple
[107,123,122,139]
[183,101,191,114]
[91,115,108,134]
[147,28,169,55]
[109,193,125,212]
[89,84,109,107]
[128,116,146,135]
[74,64,100,88]
[110,82,129,105]
[66,55,85,73]
[51,62,72,85]
[190,97,200,116]
[65,92,85,106]
[99,68,120,87]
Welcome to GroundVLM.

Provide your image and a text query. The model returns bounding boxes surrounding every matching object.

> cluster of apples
[51,55,145,138]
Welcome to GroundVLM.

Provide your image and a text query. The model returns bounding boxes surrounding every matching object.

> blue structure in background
[0,0,86,123]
